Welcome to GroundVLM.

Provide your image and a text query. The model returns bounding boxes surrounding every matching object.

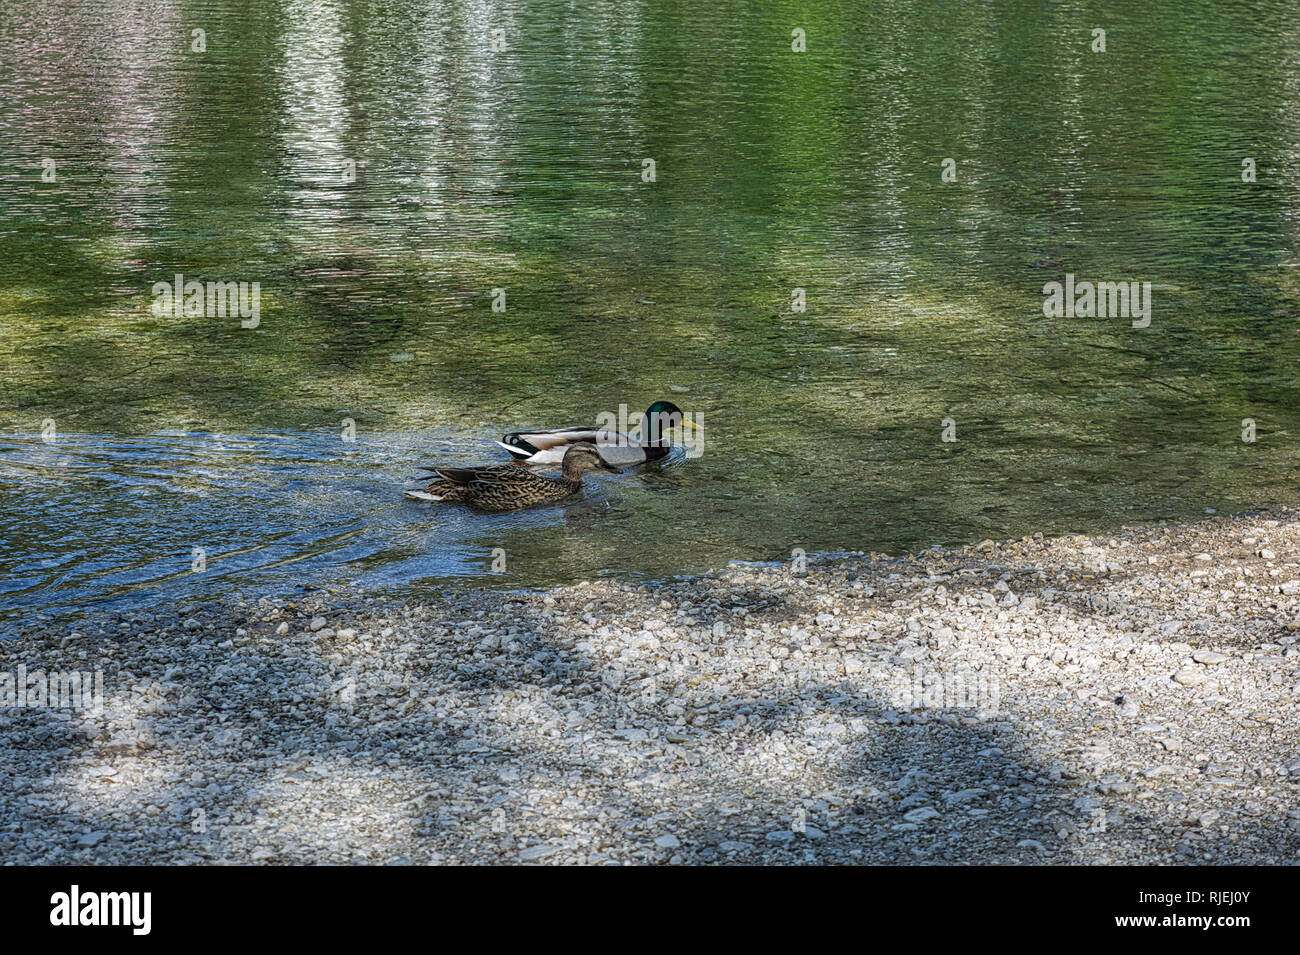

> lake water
[2,0,1299,623]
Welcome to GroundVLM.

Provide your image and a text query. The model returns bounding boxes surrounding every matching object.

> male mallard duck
[496,400,699,466]
[405,442,620,511]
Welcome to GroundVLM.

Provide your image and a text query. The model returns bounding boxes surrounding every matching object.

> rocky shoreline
[3,508,1300,865]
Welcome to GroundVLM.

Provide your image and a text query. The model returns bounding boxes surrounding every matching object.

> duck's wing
[407,461,527,502]
[406,476,473,501]
[499,426,638,460]
[429,466,478,485]
[426,463,519,484]
[498,427,594,459]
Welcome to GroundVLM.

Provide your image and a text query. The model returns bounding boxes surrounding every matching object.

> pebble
[519,845,558,861]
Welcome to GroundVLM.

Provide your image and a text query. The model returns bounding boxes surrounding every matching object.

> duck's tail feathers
[404,489,444,501]
[496,440,533,460]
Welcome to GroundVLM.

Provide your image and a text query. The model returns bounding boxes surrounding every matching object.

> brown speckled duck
[405,442,620,511]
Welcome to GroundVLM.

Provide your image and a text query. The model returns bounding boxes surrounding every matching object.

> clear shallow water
[0,430,683,621]
[2,0,1300,623]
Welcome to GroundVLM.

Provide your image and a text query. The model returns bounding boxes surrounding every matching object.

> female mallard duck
[405,442,620,511]
[496,400,699,466]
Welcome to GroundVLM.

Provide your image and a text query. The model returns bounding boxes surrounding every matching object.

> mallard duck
[405,442,620,511]
[496,400,700,466]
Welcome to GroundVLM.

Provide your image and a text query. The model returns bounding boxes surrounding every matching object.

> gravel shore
[4,508,1300,865]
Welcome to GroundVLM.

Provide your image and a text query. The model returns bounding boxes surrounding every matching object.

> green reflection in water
[1,0,1298,608]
